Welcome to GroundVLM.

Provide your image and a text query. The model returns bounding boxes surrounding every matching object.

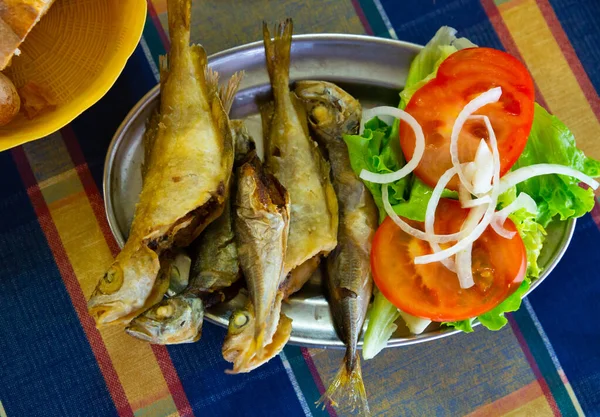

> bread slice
[0,0,56,70]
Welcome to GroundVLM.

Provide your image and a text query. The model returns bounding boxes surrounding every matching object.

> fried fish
[222,152,291,373]
[261,19,338,292]
[88,0,241,326]
[126,121,255,344]
[296,80,378,415]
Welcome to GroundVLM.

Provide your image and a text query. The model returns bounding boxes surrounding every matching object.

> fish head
[88,244,160,325]
[294,80,362,141]
[222,307,292,374]
[125,294,204,344]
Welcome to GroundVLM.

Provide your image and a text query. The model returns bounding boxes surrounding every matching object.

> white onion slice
[424,166,460,271]
[499,164,599,193]
[450,87,502,195]
[471,139,494,195]
[359,106,425,184]
[462,195,492,208]
[416,114,501,265]
[456,243,475,289]
[491,193,538,239]
[381,184,464,244]
[458,184,472,207]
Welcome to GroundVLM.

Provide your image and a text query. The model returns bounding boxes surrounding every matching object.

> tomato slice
[399,47,535,190]
[371,199,526,322]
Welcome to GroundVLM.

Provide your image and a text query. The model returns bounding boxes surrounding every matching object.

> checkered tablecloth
[1,0,599,416]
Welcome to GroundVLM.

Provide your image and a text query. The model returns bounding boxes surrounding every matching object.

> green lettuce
[360,27,476,357]
[343,117,408,223]
[497,188,547,278]
[344,118,455,224]
[403,26,476,90]
[512,104,600,227]
[362,291,401,360]
[359,26,600,355]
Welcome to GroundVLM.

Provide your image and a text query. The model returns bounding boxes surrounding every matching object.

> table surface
[1,0,599,416]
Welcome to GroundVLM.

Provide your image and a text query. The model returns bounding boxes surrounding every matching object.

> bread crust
[0,0,56,70]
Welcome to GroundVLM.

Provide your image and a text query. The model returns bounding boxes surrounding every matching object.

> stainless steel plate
[104,34,575,349]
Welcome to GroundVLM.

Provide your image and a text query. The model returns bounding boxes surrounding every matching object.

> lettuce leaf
[344,118,455,223]
[343,117,408,223]
[404,26,476,90]
[478,279,531,330]
[362,291,401,360]
[512,104,600,227]
[497,188,547,278]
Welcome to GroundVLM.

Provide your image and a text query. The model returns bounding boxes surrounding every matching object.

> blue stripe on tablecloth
[71,44,158,191]
[547,0,600,95]
[526,213,600,414]
[166,323,306,417]
[283,346,329,417]
[511,308,577,416]
[0,151,117,417]
[378,0,504,49]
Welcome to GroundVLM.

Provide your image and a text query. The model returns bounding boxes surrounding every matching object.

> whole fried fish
[222,152,291,373]
[296,81,378,415]
[126,121,255,344]
[261,19,338,291]
[88,0,241,326]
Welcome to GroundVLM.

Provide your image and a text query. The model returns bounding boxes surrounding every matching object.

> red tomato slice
[371,199,526,322]
[399,47,535,190]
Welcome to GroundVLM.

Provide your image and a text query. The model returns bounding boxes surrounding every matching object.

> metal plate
[104,34,575,349]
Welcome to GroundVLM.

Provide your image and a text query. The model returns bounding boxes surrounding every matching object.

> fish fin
[142,110,161,182]
[262,19,293,95]
[317,352,370,416]
[219,71,244,114]
[204,65,220,102]
[210,95,235,165]
[190,44,210,98]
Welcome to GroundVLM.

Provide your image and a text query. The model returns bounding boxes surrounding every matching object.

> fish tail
[317,351,370,416]
[167,0,191,45]
[262,18,293,96]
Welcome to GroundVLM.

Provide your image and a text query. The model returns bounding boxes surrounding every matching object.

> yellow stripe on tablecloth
[465,381,547,417]
[0,400,7,417]
[499,0,600,160]
[22,143,179,415]
[502,395,554,416]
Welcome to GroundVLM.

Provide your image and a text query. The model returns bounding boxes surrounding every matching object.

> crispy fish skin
[262,19,338,278]
[296,80,378,415]
[222,152,291,373]
[125,121,256,345]
[88,0,239,326]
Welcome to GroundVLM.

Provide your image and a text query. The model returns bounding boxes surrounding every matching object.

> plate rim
[103,33,576,349]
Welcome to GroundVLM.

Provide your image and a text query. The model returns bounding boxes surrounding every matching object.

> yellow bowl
[0,0,147,151]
